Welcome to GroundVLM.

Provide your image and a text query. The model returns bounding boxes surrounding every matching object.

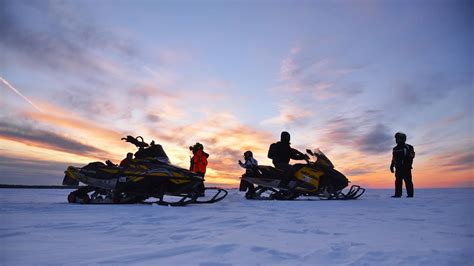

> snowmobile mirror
[306,149,314,156]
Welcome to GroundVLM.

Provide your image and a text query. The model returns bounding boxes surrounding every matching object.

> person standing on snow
[189,142,209,177]
[189,142,208,197]
[390,132,415,198]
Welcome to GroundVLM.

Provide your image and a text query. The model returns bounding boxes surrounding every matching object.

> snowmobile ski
[193,187,228,204]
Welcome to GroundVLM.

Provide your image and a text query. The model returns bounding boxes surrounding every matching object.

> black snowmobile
[239,149,365,200]
[63,136,227,206]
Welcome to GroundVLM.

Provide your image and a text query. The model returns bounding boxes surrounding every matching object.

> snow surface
[0,188,473,265]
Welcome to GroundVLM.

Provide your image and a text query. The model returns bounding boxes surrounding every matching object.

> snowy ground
[0,188,473,265]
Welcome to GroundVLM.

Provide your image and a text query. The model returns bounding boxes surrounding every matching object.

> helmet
[394,132,407,142]
[280,131,290,144]
[191,142,204,152]
[244,151,253,159]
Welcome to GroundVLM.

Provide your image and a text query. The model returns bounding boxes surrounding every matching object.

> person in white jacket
[238,151,259,198]
[238,151,258,176]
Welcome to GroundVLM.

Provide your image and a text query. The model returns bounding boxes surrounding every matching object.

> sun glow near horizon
[1,0,472,188]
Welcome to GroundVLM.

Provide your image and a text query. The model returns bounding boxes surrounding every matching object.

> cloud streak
[22,102,123,141]
[265,46,367,127]
[277,46,365,99]
[319,112,393,155]
[261,103,312,126]
[356,124,393,154]
[0,75,42,112]
[394,71,472,108]
[0,120,110,159]
[437,151,474,172]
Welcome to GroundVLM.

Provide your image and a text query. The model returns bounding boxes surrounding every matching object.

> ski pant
[395,168,414,197]
[195,172,205,194]
[274,163,295,188]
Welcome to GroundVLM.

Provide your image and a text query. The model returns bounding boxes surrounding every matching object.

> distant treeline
[0,184,82,189]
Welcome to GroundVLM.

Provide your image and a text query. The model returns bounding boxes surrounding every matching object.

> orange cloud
[26,110,122,141]
[0,125,110,160]
[0,100,133,164]
[1,139,100,165]
[143,113,275,185]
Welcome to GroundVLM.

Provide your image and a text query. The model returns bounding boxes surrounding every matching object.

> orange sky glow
[1,1,472,188]
[1,99,472,188]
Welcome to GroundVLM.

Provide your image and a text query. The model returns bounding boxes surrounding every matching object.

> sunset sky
[1,0,472,188]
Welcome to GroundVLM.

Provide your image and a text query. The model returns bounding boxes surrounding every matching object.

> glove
[238,160,243,166]
[390,165,394,173]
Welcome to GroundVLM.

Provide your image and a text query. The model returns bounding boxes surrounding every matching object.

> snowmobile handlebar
[295,150,311,163]
[121,135,149,148]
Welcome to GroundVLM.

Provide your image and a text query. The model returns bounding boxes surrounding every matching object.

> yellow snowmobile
[240,149,365,200]
[63,136,227,206]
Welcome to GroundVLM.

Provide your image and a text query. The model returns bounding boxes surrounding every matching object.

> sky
[0,0,472,188]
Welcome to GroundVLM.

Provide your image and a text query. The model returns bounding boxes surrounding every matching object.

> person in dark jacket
[267,131,307,187]
[390,132,415,198]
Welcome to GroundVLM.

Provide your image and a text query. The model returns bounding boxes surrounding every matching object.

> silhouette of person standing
[390,132,415,198]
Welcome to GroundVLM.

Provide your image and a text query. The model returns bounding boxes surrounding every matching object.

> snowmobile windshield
[134,144,170,164]
[313,149,334,168]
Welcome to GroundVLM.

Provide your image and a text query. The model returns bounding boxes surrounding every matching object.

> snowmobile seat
[256,165,287,180]
[81,162,122,180]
